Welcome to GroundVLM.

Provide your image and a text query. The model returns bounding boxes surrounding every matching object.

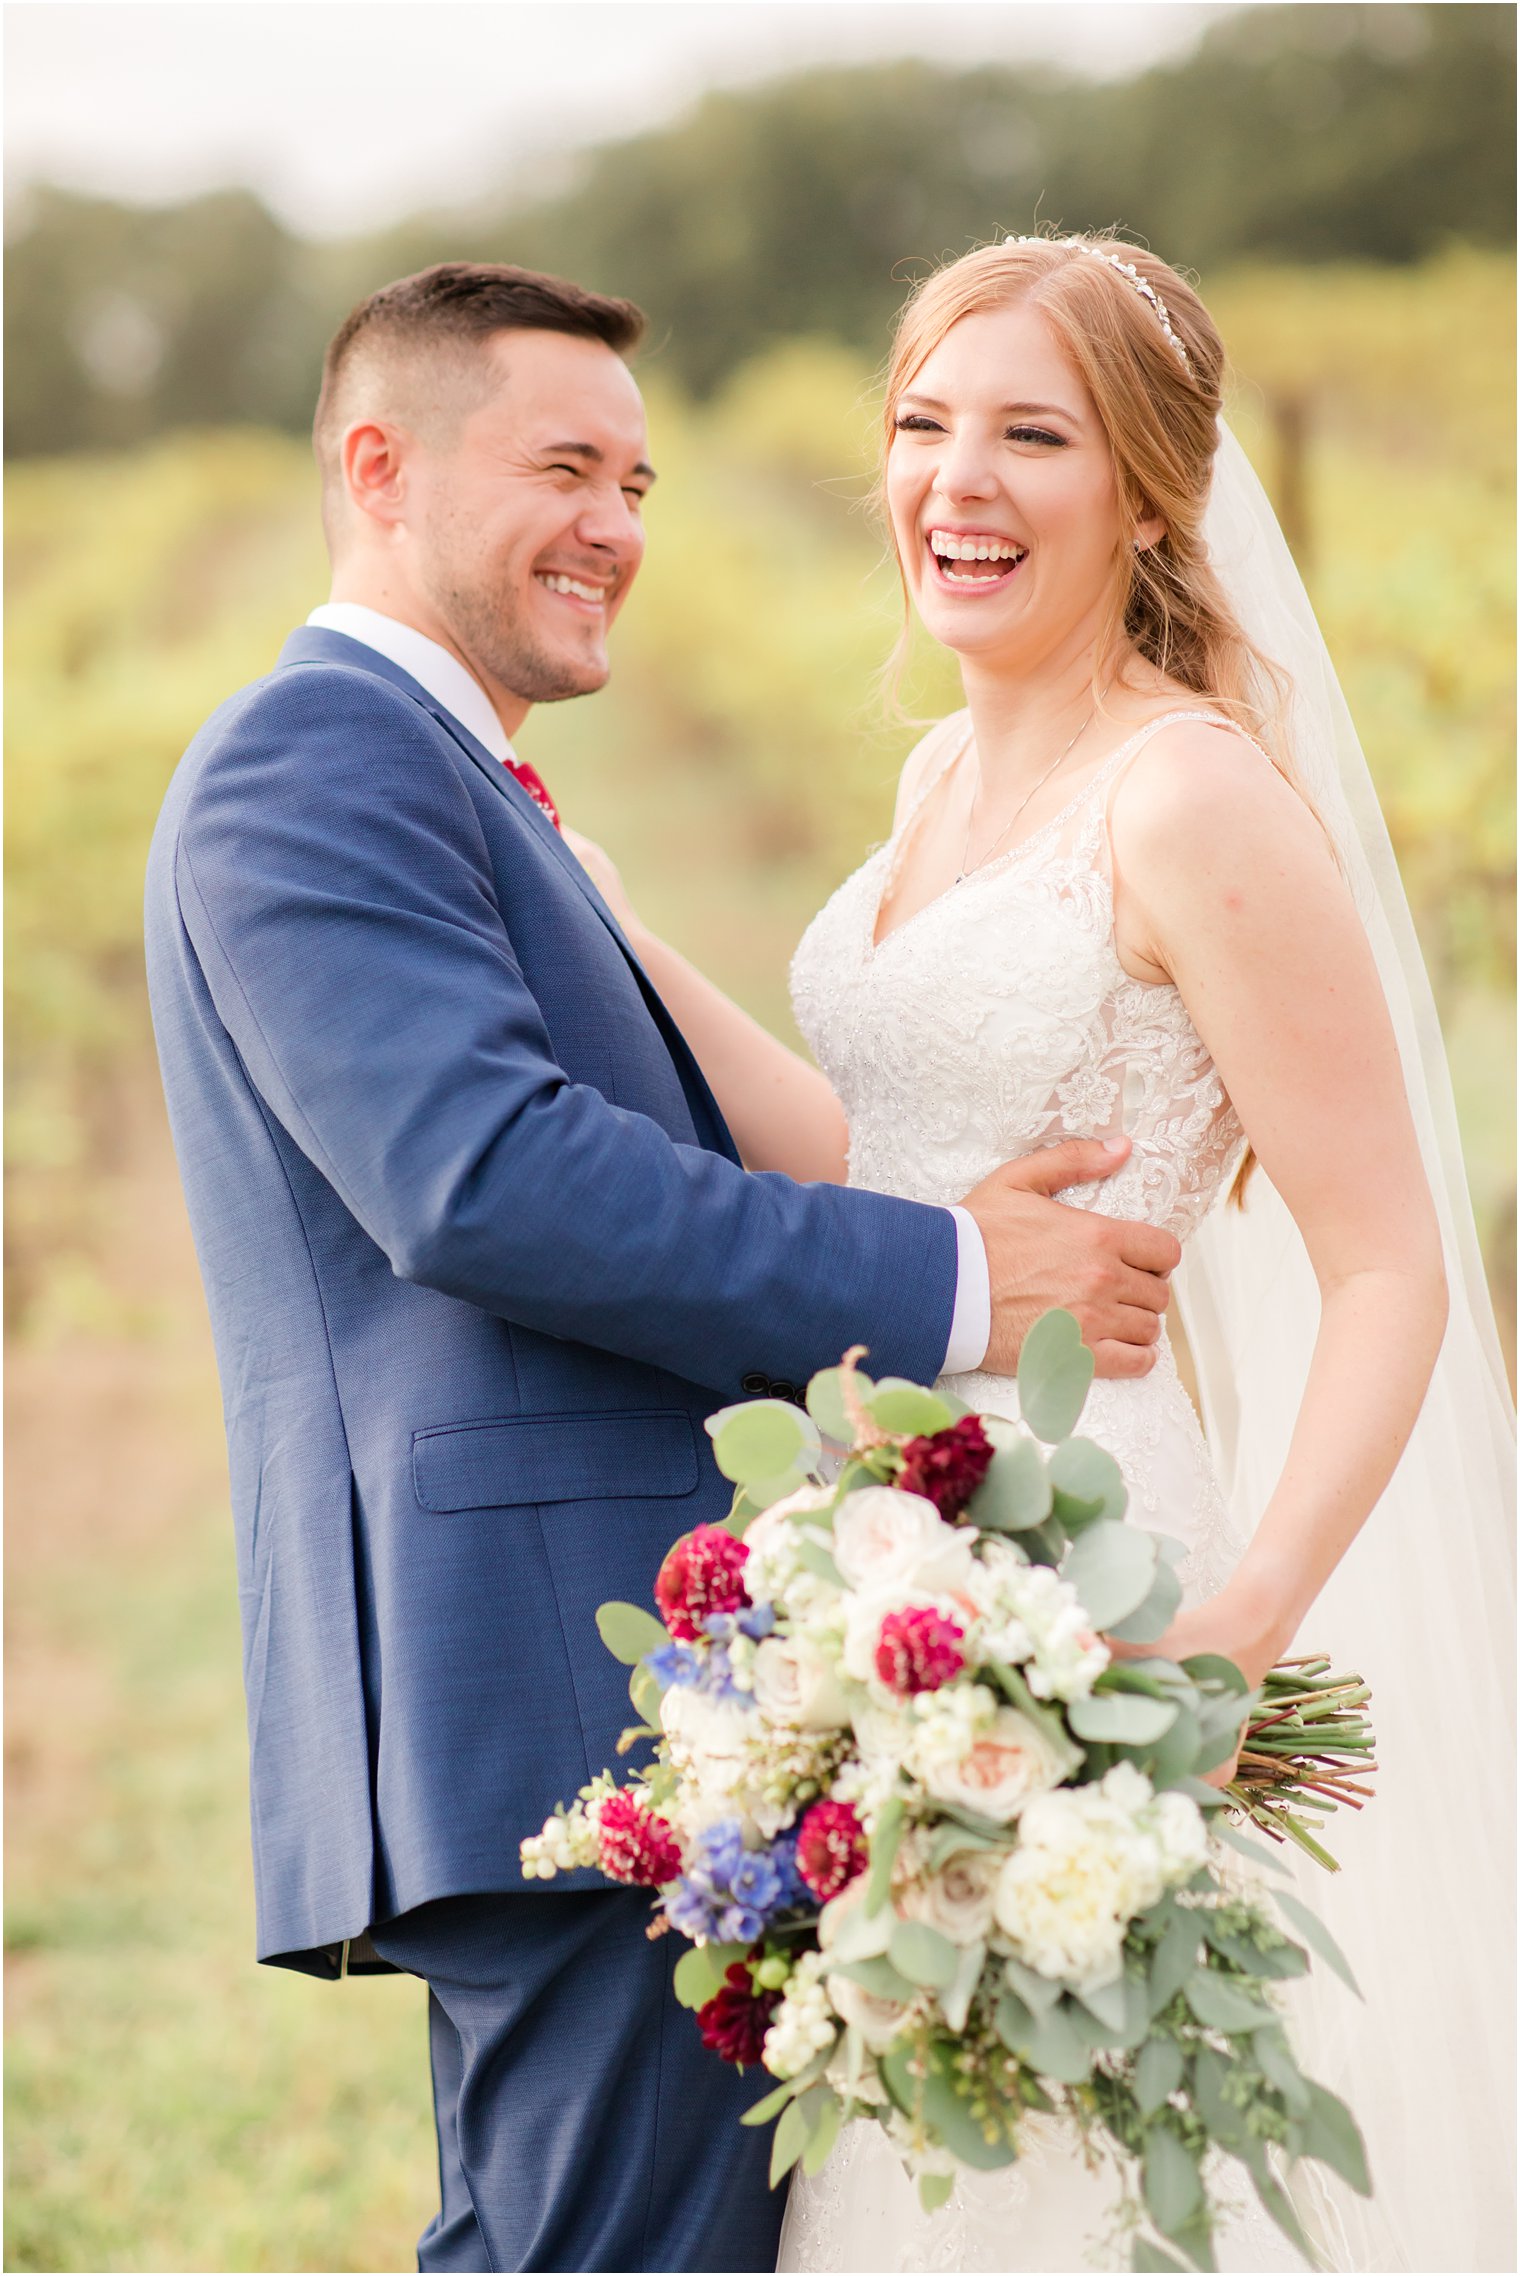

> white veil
[1182,424,1516,2272]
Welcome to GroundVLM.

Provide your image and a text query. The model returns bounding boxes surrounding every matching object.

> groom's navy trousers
[145,627,956,2271]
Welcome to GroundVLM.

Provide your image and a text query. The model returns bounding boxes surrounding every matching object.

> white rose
[659,1686,757,1835]
[918,1705,1067,1823]
[898,1848,1001,1945]
[833,1487,970,1593]
[751,1634,853,1730]
[825,1969,913,2053]
[741,1487,836,1603]
[1152,1790,1209,1883]
[993,1785,1154,1991]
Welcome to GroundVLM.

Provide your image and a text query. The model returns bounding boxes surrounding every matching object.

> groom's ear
[341,419,413,532]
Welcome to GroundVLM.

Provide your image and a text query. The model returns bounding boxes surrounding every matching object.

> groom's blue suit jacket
[145,628,955,1975]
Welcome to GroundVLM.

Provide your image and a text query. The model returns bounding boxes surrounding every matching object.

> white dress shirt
[304,603,992,1374]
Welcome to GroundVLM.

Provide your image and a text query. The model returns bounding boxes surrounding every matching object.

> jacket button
[740,1372,768,1396]
[772,1379,801,1405]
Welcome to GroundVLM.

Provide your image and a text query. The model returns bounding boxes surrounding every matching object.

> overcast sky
[6,0,1238,238]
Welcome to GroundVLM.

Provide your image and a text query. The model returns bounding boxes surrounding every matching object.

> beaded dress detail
[779,709,1297,2275]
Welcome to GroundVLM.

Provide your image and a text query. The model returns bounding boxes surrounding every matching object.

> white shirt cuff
[943,1207,992,1375]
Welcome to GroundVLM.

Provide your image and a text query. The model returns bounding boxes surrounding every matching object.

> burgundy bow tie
[501,752,561,831]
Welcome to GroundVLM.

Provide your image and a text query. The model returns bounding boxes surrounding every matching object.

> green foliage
[7,8,1513,448]
[6,262,1514,1348]
[1015,1308,1096,1443]
[595,1600,669,1665]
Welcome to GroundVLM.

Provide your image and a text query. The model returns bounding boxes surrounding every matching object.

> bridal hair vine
[1004,234,1194,374]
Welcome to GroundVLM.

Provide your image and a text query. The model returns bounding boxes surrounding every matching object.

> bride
[569,234,1515,2272]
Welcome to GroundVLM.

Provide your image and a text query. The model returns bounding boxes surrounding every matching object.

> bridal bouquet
[521,1316,1371,2272]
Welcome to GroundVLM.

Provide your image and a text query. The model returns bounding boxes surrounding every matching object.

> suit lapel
[276,628,741,1165]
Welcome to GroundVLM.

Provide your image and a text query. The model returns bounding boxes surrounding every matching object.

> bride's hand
[564,827,643,938]
[1105,1576,1296,1788]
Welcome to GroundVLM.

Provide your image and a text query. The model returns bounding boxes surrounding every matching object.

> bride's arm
[560,739,946,1183]
[1108,723,1448,1687]
[563,827,849,1180]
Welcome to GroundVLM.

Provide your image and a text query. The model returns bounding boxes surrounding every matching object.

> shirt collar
[305,604,513,762]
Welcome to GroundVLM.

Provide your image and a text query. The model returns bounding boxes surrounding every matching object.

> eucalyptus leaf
[1302,2081,1372,2194]
[672,1940,748,2008]
[1132,2240,1189,2273]
[801,2091,842,2176]
[1068,1691,1180,1745]
[832,1953,916,2002]
[970,1433,1053,1532]
[596,1600,670,1665]
[1049,1436,1128,1522]
[1203,1918,1307,1981]
[1134,2035,1186,2117]
[1062,1519,1159,1629]
[1244,2152,1318,2264]
[1190,2047,1245,2151]
[1184,1970,1277,2035]
[1104,1554,1183,1644]
[1142,1704,1203,1789]
[1143,2127,1203,2234]
[1016,1308,1095,1442]
[987,1663,1084,1775]
[927,1821,1004,1872]
[881,2038,1020,2169]
[1002,1953,1064,2016]
[739,2077,796,2126]
[865,1794,905,1918]
[1272,1888,1363,1998]
[1022,1513,1070,1568]
[1251,2027,1312,2118]
[769,2097,811,2188]
[919,2173,956,2215]
[994,1988,1037,2054]
[871,1381,955,1436]
[1208,1822,1292,1876]
[1023,1998,1094,2084]
[1148,1911,1202,2015]
[941,1938,987,2035]
[1181,1652,1250,1696]
[711,1400,809,1487]
[889,1918,959,1991]
[1074,1970,1132,2033]
[628,1661,664,1728]
[806,1365,873,1446]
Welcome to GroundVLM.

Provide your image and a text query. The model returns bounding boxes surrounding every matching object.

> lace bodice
[791,709,1248,1241]
[782,714,1295,2272]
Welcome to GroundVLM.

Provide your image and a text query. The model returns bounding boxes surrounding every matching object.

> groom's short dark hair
[313,262,647,516]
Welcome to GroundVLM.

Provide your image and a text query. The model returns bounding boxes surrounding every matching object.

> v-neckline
[865,708,1230,958]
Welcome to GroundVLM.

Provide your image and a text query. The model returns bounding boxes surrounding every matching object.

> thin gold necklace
[956,682,1113,884]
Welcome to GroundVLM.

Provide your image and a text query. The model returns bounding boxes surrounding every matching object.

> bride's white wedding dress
[769,426,1513,2274]
[779,706,1304,2274]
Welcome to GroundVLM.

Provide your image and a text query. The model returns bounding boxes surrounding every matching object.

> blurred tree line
[6,2,1513,456]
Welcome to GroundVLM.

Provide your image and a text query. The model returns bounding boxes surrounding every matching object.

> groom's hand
[960,1137,1180,1379]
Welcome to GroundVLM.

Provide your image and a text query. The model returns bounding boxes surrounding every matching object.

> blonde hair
[879,232,1319,1201]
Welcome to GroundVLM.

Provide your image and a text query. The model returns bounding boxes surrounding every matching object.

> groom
[145,262,1178,2273]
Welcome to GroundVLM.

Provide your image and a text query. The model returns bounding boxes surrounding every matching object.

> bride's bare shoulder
[1109,712,1324,870]
[889,710,971,835]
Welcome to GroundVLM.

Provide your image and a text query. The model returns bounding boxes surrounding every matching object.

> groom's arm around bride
[144,260,1178,2275]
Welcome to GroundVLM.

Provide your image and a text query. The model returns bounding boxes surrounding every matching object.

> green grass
[6,1446,435,2272]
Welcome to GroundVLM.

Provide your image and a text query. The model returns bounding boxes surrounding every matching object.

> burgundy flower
[875,1606,967,1696]
[696,1962,781,2066]
[597,1791,683,1886]
[795,1799,868,1902]
[654,1525,751,1642]
[897,1415,995,1522]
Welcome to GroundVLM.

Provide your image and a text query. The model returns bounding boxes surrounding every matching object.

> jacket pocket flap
[413,1409,702,1513]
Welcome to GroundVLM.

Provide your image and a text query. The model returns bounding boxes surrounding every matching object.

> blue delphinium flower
[646,1641,704,1690]
[661,1817,804,1946]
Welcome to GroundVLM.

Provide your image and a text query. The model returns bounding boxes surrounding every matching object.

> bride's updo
[879,232,1288,758]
